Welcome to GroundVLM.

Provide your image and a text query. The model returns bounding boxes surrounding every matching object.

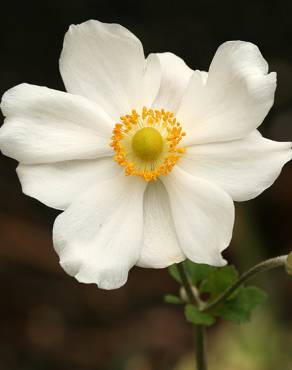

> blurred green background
[0,0,291,369]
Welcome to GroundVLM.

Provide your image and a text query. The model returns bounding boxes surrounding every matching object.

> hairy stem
[203,255,288,313]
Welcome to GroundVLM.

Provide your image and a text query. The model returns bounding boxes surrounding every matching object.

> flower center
[132,127,163,161]
[110,107,186,181]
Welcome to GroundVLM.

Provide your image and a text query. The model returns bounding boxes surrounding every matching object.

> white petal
[17,157,120,210]
[60,20,147,120]
[178,131,292,201]
[138,53,162,110]
[162,167,235,266]
[152,52,193,113]
[0,84,113,164]
[199,71,208,85]
[53,174,146,289]
[178,41,276,145]
[137,180,185,268]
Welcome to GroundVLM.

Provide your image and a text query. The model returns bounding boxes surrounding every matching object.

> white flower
[0,20,291,290]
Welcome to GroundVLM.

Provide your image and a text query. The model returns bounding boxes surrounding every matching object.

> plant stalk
[195,325,206,370]
[203,254,288,313]
[177,262,207,370]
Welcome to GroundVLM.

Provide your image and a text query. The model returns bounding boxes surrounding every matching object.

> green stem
[177,262,196,304]
[203,255,288,313]
[177,263,207,370]
[195,325,207,370]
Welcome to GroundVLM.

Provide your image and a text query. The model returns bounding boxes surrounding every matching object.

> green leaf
[184,304,216,326]
[168,260,219,286]
[168,264,182,283]
[164,294,183,304]
[214,286,268,324]
[184,260,217,285]
[200,265,239,299]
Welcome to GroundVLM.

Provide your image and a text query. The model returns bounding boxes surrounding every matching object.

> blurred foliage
[176,313,292,370]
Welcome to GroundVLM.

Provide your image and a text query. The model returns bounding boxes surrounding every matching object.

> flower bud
[179,286,199,302]
[285,252,292,275]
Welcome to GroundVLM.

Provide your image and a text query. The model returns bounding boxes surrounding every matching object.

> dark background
[0,1,291,369]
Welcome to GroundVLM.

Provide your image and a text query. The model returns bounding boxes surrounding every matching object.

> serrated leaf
[184,260,217,285]
[185,304,216,326]
[213,286,268,324]
[164,294,183,304]
[168,264,182,283]
[200,265,239,299]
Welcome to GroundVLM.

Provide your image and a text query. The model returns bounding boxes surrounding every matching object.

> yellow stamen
[110,107,186,181]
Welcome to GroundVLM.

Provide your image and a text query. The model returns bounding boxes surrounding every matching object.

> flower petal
[0,84,113,164]
[152,52,193,113]
[17,157,120,210]
[139,53,162,110]
[53,174,146,289]
[178,41,276,145]
[178,131,292,201]
[162,167,235,266]
[60,20,148,120]
[137,180,185,268]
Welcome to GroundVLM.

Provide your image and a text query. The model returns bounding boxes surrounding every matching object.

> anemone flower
[0,20,291,289]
